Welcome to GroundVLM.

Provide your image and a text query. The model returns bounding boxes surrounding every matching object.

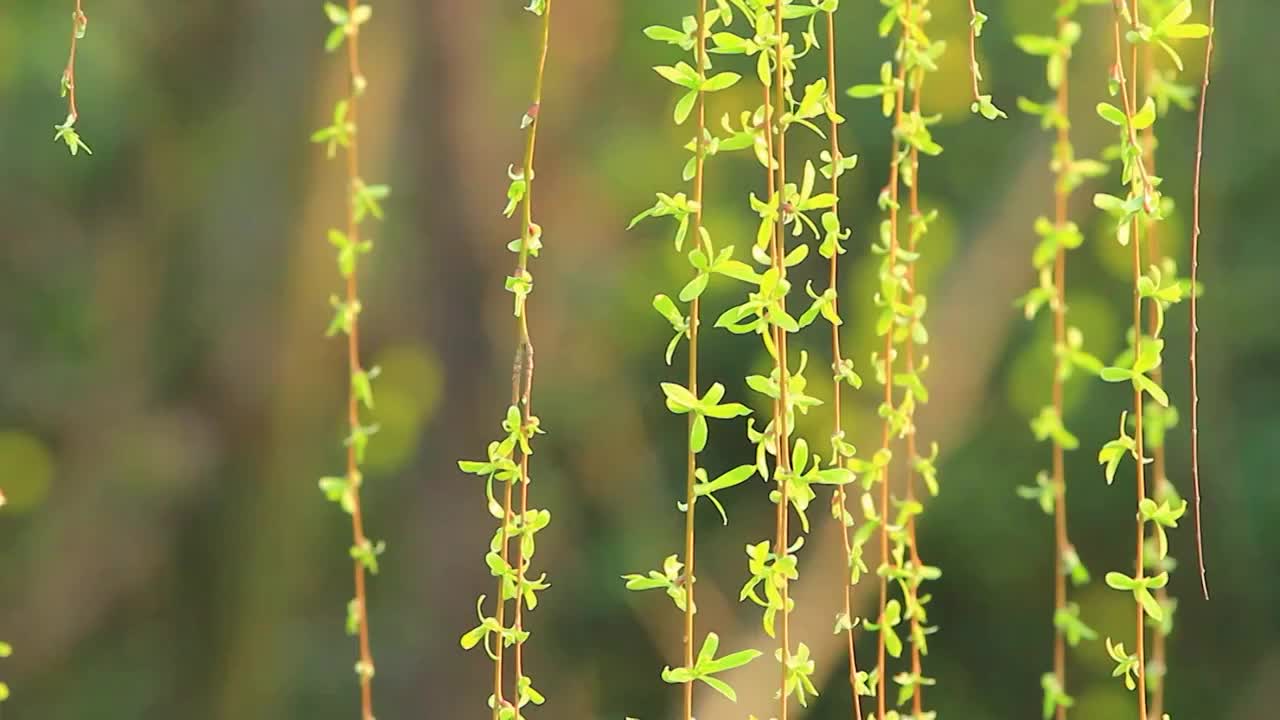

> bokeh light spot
[0,430,55,512]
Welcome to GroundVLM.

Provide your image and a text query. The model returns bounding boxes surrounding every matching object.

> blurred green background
[0,1,1274,718]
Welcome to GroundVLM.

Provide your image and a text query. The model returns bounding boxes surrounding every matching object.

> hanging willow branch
[1189,0,1215,604]
[848,1,933,716]
[966,0,1006,120]
[1130,0,1216,713]
[458,3,555,719]
[1094,3,1209,718]
[820,2,868,718]
[1014,2,1106,717]
[55,0,91,155]
[311,2,391,719]
[1101,4,1155,716]
[771,2,792,717]
[625,1,763,716]
[900,47,943,718]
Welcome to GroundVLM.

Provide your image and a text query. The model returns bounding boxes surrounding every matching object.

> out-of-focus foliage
[0,2,1275,719]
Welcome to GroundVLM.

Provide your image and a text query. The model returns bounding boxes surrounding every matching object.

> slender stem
[1051,270,1069,720]
[509,5,554,718]
[824,9,864,720]
[1130,230,1148,720]
[1111,3,1148,716]
[904,66,925,717]
[1105,1,1156,212]
[683,2,708,718]
[341,2,375,717]
[1050,6,1073,718]
[762,82,782,510]
[1138,41,1170,720]
[772,4,792,718]
[493,483,512,719]
[965,0,982,102]
[511,351,534,719]
[762,80,781,464]
[877,4,912,716]
[63,0,87,124]
[1190,0,1215,603]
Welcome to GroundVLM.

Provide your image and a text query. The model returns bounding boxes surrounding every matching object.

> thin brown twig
[771,4,793,719]
[1107,2,1158,209]
[877,3,912,717]
[683,2,708,718]
[1050,5,1074,718]
[1126,4,1149,717]
[340,1,375,717]
[1190,0,1215,604]
[823,9,864,720]
[1129,208,1149,720]
[493,488,513,718]
[509,4,554,718]
[1138,41,1172,720]
[760,101,788,720]
[965,0,983,102]
[1110,3,1149,717]
[62,1,87,125]
[904,64,926,717]
[1127,8,1149,720]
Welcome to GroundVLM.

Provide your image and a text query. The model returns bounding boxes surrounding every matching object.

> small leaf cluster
[1125,0,1211,70]
[54,115,91,156]
[623,555,692,611]
[322,2,372,53]
[741,537,800,638]
[661,632,762,702]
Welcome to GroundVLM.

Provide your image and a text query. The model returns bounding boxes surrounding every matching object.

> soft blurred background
[0,1,1274,718]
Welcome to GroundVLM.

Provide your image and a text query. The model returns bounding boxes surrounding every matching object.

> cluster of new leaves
[741,537,799,640]
[661,633,763,702]
[624,555,692,611]
[55,3,91,155]
[1094,1,1208,711]
[458,405,551,715]
[771,439,853,533]
[458,4,556,718]
[457,407,551,720]
[663,382,753,456]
